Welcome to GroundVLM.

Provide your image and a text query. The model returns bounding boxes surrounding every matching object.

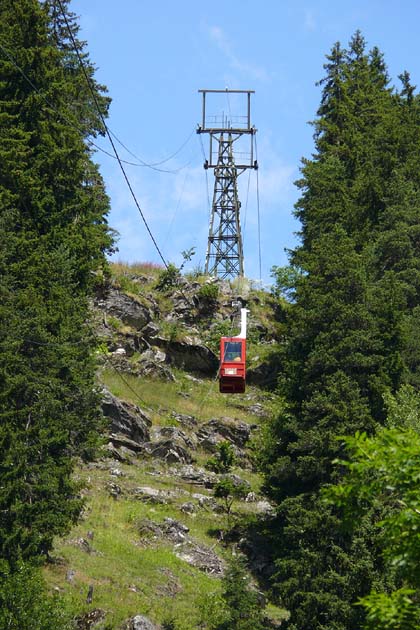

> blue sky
[70,0,420,285]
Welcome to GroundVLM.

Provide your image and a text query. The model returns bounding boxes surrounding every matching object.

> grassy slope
[44,263,284,629]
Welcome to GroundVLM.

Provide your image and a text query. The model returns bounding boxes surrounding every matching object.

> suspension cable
[254,135,262,283]
[0,37,189,172]
[57,0,168,269]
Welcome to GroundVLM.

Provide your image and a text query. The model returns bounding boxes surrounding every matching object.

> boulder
[171,464,217,488]
[122,615,159,630]
[170,411,198,428]
[141,321,160,339]
[175,540,224,575]
[135,359,175,382]
[157,426,197,450]
[135,517,223,575]
[197,417,255,451]
[146,439,192,464]
[154,338,218,374]
[247,361,279,388]
[130,486,185,504]
[76,609,106,629]
[99,287,152,330]
[101,389,151,446]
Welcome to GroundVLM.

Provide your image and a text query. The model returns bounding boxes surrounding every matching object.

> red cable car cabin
[219,337,246,394]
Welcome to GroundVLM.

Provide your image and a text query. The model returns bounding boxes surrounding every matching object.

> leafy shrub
[214,478,249,525]
[155,263,180,291]
[0,562,73,630]
[207,441,236,473]
[198,283,219,301]
[216,555,266,630]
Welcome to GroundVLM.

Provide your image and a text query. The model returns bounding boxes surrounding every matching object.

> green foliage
[206,441,236,473]
[0,562,73,630]
[383,384,420,431]
[205,321,234,354]
[270,265,301,301]
[216,556,265,630]
[325,391,420,629]
[196,591,228,629]
[198,283,219,301]
[156,263,181,291]
[179,247,196,272]
[261,31,420,629]
[214,478,249,526]
[362,589,420,630]
[0,0,113,568]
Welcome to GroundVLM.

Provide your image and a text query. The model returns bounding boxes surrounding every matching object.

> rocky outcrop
[136,518,224,575]
[135,358,176,382]
[146,439,192,464]
[97,287,152,330]
[101,388,151,450]
[169,464,218,488]
[154,337,218,374]
[197,417,256,452]
[130,486,185,504]
[122,615,160,630]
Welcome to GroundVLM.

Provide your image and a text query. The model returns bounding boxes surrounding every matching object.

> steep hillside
[44,263,286,629]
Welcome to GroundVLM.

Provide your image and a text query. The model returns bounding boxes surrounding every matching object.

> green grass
[43,263,285,627]
[100,367,262,426]
[45,460,228,629]
[44,368,269,628]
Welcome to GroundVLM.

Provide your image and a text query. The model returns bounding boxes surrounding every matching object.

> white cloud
[304,9,317,32]
[103,124,298,283]
[208,25,270,83]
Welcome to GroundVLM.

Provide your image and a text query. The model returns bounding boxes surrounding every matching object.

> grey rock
[154,338,218,374]
[221,473,251,491]
[247,361,279,388]
[135,517,224,576]
[180,502,197,514]
[170,411,198,427]
[101,388,151,445]
[106,481,122,498]
[123,615,159,630]
[172,464,217,488]
[76,608,106,629]
[141,321,160,339]
[147,439,192,464]
[130,486,185,504]
[247,403,268,418]
[135,359,175,382]
[175,540,224,575]
[157,426,197,449]
[108,434,144,454]
[197,417,255,451]
[100,287,152,330]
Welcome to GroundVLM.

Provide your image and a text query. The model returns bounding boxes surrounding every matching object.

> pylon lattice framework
[197,89,257,280]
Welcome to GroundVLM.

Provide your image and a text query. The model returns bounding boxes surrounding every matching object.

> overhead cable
[0,37,192,174]
[56,0,168,269]
[254,135,262,283]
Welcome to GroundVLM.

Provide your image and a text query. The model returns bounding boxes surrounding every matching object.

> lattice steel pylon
[197,89,257,279]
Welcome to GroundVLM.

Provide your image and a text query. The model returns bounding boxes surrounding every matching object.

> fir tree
[261,33,420,629]
[0,0,113,567]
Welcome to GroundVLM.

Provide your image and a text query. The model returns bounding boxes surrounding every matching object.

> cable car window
[224,341,242,362]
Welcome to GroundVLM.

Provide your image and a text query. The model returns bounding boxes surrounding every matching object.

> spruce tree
[262,33,420,629]
[0,0,113,567]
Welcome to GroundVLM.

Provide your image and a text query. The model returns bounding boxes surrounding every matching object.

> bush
[198,283,219,301]
[216,555,265,630]
[206,441,236,473]
[0,562,73,630]
[155,263,180,291]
